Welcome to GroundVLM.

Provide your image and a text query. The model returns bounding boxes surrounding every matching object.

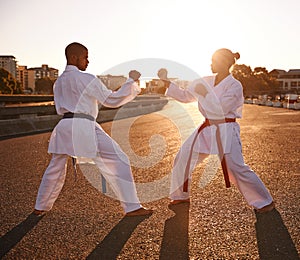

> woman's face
[210,52,231,73]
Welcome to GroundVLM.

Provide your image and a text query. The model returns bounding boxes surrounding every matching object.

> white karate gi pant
[170,128,273,210]
[35,127,142,213]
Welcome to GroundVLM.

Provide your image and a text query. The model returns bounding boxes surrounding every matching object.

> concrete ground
[0,102,299,259]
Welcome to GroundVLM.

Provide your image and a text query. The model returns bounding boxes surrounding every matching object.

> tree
[35,77,55,94]
[232,64,281,97]
[0,68,23,94]
[232,64,257,96]
[253,67,269,77]
[232,64,253,79]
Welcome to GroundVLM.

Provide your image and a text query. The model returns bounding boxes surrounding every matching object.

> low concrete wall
[0,95,168,140]
[0,94,54,105]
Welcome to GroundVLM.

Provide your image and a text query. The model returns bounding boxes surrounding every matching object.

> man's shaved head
[65,42,89,71]
[65,42,88,60]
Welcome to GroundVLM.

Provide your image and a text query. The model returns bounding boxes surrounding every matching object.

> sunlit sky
[1,0,299,80]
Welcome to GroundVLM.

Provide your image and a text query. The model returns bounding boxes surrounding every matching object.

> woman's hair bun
[233,52,240,60]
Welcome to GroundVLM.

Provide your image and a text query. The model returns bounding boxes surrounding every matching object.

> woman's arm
[166,83,197,103]
[158,68,197,103]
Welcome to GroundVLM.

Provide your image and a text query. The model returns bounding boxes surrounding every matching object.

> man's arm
[88,70,142,108]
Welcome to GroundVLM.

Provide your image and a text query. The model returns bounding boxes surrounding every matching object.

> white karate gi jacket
[48,65,140,157]
[166,74,244,154]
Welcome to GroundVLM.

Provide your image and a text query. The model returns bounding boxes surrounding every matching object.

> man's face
[75,50,89,71]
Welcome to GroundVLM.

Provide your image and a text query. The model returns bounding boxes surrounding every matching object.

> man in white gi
[158,48,274,213]
[34,42,153,217]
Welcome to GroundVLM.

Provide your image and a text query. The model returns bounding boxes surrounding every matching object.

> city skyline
[1,0,299,80]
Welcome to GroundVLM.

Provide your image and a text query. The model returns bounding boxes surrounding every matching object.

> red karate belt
[183,118,236,192]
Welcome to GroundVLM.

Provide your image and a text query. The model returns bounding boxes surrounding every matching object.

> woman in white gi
[34,42,153,217]
[158,48,274,213]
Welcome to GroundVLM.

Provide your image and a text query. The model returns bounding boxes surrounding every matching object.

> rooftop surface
[0,102,299,259]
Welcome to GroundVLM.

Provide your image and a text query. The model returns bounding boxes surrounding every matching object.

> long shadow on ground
[255,208,299,260]
[0,213,44,258]
[160,203,190,260]
[87,214,151,259]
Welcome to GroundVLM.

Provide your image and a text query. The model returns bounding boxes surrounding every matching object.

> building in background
[26,64,59,92]
[14,64,59,93]
[144,78,189,94]
[145,78,165,93]
[1,59,59,93]
[270,69,300,93]
[17,65,29,91]
[98,74,127,90]
[0,55,17,78]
